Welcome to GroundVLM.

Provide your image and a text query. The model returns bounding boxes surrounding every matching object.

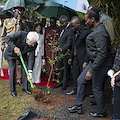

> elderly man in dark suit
[4,31,39,97]
[66,16,91,95]
[53,15,73,90]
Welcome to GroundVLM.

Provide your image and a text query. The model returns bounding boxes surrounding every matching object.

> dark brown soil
[32,87,44,98]
[35,92,75,109]
[27,79,112,120]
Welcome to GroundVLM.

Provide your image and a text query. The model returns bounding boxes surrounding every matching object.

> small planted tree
[45,30,71,95]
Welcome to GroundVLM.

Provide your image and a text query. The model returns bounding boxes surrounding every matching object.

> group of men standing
[53,4,117,119]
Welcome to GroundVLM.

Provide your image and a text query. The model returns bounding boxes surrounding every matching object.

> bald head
[71,16,81,24]
[70,16,81,31]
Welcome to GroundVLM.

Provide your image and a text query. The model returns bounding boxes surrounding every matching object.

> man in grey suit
[53,15,73,90]
[4,31,39,97]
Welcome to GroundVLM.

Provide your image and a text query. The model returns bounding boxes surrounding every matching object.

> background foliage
[88,0,120,49]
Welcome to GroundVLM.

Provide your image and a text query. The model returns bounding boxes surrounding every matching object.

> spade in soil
[19,51,45,101]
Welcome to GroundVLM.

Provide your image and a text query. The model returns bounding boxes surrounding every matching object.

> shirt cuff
[60,48,62,51]
[28,70,32,73]
[88,68,94,74]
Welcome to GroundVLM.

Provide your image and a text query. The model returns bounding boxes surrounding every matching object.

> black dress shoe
[62,85,68,90]
[90,99,97,106]
[68,105,83,114]
[41,71,47,79]
[90,112,106,117]
[22,89,32,95]
[66,90,76,95]
[53,83,62,88]
[11,91,17,97]
[52,81,56,83]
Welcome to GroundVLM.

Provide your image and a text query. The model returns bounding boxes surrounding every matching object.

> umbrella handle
[19,51,35,88]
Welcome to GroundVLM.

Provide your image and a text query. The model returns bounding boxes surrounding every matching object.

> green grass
[0,80,39,120]
[2,57,8,68]
[1,58,40,120]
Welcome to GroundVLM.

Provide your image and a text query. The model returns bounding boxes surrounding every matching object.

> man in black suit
[66,16,91,95]
[4,31,39,97]
[53,15,73,90]
[68,10,113,117]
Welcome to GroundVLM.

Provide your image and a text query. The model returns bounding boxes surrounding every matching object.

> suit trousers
[0,49,4,76]
[16,59,22,83]
[56,54,71,87]
[75,60,113,114]
[8,59,28,92]
[72,55,83,92]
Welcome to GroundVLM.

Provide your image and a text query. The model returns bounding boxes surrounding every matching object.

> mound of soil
[35,92,75,109]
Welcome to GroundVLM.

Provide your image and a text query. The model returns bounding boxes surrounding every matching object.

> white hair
[27,31,39,42]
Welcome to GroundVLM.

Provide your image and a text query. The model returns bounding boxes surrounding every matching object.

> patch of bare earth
[34,91,75,109]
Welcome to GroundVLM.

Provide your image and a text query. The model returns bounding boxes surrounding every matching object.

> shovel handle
[19,51,35,88]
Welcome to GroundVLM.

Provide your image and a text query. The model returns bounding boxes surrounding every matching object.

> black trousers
[113,86,120,119]
[75,60,113,114]
[8,59,28,92]
[72,55,83,92]
[56,54,71,87]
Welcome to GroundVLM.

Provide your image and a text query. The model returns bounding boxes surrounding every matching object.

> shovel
[19,51,44,98]
[19,51,35,88]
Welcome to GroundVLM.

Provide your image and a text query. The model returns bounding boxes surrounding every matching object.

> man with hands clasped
[4,31,39,97]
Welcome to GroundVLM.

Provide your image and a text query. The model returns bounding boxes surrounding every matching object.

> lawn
[0,79,41,120]
[0,58,39,120]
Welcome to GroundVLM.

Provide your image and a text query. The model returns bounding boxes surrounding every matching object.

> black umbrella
[3,0,45,11]
[0,6,13,19]
[35,1,77,20]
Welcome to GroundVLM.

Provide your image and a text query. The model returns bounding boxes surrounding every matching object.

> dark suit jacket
[4,31,37,70]
[70,24,91,64]
[58,25,73,54]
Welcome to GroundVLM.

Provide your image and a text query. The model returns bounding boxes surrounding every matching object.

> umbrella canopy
[0,6,13,19]
[3,0,45,11]
[0,1,5,6]
[53,0,89,13]
[35,1,77,20]
[25,0,45,8]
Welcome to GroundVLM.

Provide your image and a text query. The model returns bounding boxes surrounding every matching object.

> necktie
[60,29,65,37]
